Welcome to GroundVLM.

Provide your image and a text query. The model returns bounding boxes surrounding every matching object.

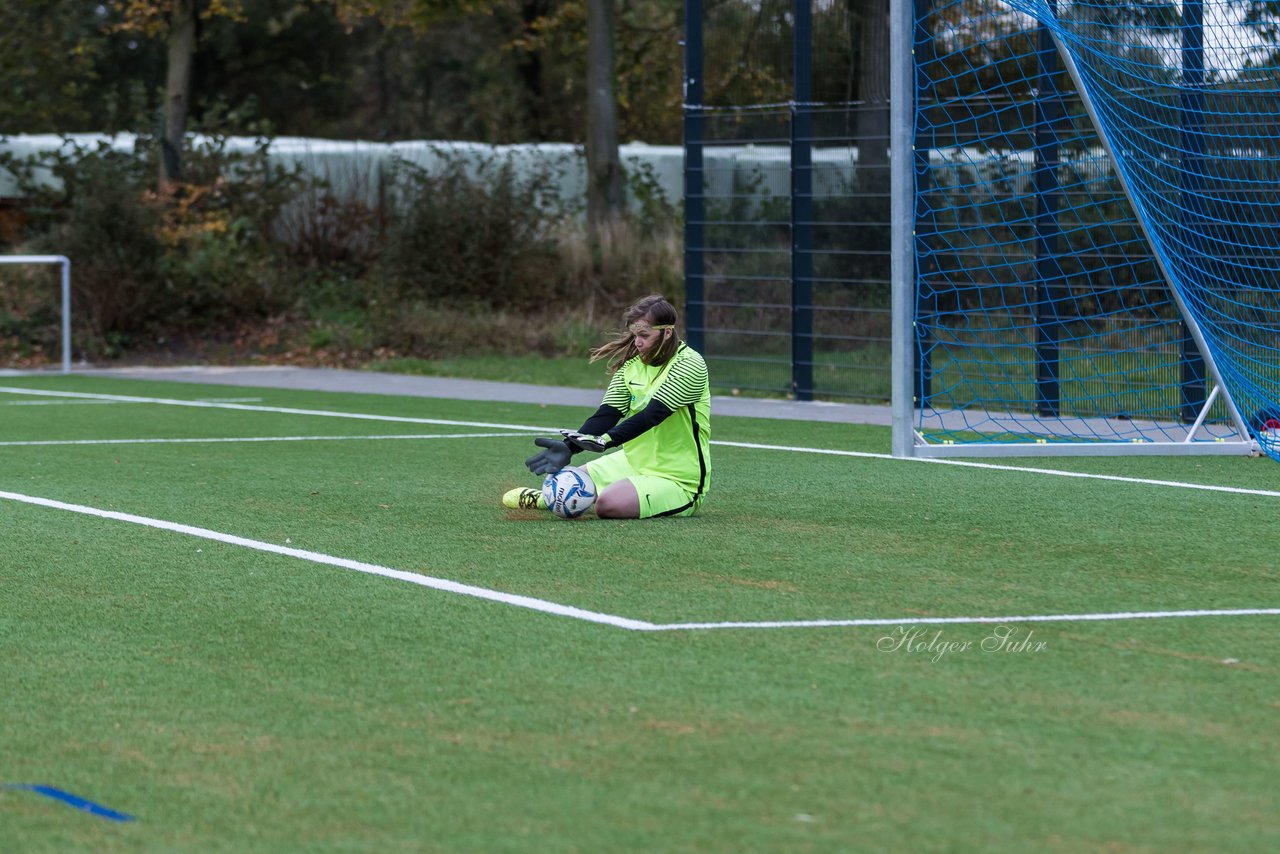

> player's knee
[595,482,640,519]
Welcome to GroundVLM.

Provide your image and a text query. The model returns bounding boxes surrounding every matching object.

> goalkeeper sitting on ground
[503,293,711,519]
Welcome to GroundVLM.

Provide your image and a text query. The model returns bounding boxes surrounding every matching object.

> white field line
[0,433,538,448]
[0,489,655,631]
[2,399,123,406]
[715,440,1280,500]
[0,386,561,432]
[2,385,1278,631]
[646,609,1280,631]
[2,487,1276,632]
[3,385,1279,501]
[0,396,261,407]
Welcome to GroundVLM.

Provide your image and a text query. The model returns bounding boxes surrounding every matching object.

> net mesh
[915,0,1280,458]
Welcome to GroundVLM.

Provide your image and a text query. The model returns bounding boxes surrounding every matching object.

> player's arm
[574,404,624,443]
[565,355,705,452]
[557,370,629,452]
[565,399,674,451]
[525,374,628,474]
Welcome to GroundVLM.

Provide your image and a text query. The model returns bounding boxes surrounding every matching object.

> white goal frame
[0,254,72,374]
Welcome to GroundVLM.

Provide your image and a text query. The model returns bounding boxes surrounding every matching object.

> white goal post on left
[0,254,71,374]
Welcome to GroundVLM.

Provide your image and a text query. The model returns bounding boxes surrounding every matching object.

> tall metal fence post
[682,0,706,352]
[913,0,935,408]
[790,0,814,400]
[1179,0,1207,423]
[1035,3,1066,417]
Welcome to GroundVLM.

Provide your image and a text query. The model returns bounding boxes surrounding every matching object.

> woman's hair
[589,294,680,373]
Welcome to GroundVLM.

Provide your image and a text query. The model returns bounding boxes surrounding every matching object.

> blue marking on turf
[5,784,136,822]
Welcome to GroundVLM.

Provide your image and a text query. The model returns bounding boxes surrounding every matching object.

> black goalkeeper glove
[525,438,573,475]
[559,429,609,453]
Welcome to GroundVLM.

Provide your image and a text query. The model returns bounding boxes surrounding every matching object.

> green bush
[0,134,304,357]
[0,136,685,366]
[374,152,569,311]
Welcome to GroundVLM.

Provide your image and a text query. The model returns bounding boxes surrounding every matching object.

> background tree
[162,0,198,186]
[586,0,624,246]
[111,0,247,187]
[0,2,105,133]
[1,0,684,146]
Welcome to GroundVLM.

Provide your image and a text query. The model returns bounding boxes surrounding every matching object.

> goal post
[0,255,72,374]
[891,0,1279,460]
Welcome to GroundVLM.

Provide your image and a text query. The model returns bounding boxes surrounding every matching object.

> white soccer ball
[541,466,597,519]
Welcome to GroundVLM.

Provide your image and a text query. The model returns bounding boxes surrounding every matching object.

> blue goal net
[909,0,1280,459]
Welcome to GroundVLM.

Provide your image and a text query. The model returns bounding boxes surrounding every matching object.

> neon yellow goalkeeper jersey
[601,343,711,496]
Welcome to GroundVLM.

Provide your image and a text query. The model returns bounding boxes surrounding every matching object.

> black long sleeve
[600,398,675,447]
[578,404,624,437]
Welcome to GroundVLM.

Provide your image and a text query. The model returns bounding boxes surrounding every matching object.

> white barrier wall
[0,134,874,214]
[0,135,687,212]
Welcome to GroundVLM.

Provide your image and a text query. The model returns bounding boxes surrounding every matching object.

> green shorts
[583,450,702,519]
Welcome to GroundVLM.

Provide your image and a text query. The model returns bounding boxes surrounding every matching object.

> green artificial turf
[0,374,1277,852]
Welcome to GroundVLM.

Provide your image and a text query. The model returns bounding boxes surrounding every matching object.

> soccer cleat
[502,487,545,510]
